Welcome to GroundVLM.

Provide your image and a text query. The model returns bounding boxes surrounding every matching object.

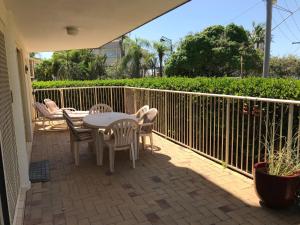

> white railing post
[79,89,82,110]
[133,89,137,113]
[110,88,113,109]
[94,87,98,105]
[165,92,167,136]
[123,87,127,113]
[189,94,193,148]
[287,104,294,152]
[225,99,231,165]
[60,89,64,108]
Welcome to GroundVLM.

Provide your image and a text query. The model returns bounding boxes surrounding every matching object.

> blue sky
[39,0,300,59]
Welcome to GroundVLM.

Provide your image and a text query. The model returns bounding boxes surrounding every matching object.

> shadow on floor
[24,126,300,225]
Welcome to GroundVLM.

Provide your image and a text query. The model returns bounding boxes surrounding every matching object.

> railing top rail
[33,86,122,91]
[33,85,300,105]
[124,86,300,105]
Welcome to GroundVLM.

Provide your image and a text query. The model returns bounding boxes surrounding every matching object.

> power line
[272,16,293,42]
[225,0,262,24]
[272,5,300,30]
[283,0,300,36]
[273,6,300,40]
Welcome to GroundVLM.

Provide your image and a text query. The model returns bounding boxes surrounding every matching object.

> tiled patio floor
[24,124,300,225]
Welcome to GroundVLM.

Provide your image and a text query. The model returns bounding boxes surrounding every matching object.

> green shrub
[32,77,300,100]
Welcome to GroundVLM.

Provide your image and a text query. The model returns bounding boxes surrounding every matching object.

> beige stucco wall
[0,0,32,223]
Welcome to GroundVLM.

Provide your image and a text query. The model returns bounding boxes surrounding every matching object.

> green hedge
[32,77,300,100]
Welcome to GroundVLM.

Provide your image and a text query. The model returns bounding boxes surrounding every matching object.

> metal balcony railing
[33,86,300,177]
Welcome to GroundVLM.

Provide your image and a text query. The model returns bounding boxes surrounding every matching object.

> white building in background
[93,38,123,66]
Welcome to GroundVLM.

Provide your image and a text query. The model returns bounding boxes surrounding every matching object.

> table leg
[135,132,139,160]
[98,132,104,166]
[94,130,103,166]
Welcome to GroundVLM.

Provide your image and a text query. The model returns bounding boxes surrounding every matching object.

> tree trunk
[159,57,163,77]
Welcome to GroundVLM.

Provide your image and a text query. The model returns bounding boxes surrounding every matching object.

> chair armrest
[76,128,93,133]
[139,123,153,133]
[62,107,77,111]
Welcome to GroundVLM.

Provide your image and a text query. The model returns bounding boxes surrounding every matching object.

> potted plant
[254,139,300,209]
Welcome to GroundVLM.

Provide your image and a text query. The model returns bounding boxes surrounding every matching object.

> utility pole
[263,0,274,77]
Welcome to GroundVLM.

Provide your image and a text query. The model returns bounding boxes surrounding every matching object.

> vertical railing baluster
[189,94,193,147]
[279,104,283,151]
[209,97,212,155]
[213,97,216,157]
[287,104,294,152]
[251,101,256,173]
[246,100,251,172]
[217,97,220,159]
[231,99,235,165]
[164,92,167,136]
[264,102,270,161]
[236,100,240,167]
[258,101,263,162]
[110,88,113,110]
[221,98,225,161]
[271,103,276,155]
[79,88,82,110]
[60,89,64,108]
[241,100,245,170]
[225,98,231,165]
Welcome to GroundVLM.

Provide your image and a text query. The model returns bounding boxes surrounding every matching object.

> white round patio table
[83,112,138,166]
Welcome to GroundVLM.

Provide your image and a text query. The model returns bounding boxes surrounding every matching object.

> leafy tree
[121,38,150,78]
[250,22,265,51]
[34,60,53,81]
[165,24,262,77]
[153,42,168,77]
[88,55,107,79]
[270,55,300,77]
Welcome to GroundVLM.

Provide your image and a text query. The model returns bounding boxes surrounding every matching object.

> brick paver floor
[24,124,300,225]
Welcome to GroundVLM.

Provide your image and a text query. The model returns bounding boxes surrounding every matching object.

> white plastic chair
[138,108,158,154]
[100,119,138,173]
[132,105,149,119]
[89,104,113,114]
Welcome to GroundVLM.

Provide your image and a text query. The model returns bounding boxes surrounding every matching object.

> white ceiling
[4,0,189,52]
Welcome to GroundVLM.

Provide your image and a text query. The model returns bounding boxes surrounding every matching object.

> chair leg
[150,133,154,154]
[42,117,45,129]
[74,142,79,166]
[142,136,145,150]
[129,147,132,160]
[131,144,135,169]
[109,146,115,173]
[70,133,73,153]
[135,132,139,160]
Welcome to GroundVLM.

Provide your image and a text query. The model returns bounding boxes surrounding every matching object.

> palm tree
[89,55,107,79]
[141,52,157,76]
[121,38,150,78]
[153,41,168,77]
[250,22,265,51]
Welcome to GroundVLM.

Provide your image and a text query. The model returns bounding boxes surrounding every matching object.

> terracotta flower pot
[254,162,300,208]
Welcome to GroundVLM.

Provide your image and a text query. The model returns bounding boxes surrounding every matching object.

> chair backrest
[34,102,52,118]
[89,104,113,114]
[63,110,77,136]
[141,108,158,123]
[104,119,138,147]
[135,105,149,119]
[140,108,158,133]
[44,99,59,113]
